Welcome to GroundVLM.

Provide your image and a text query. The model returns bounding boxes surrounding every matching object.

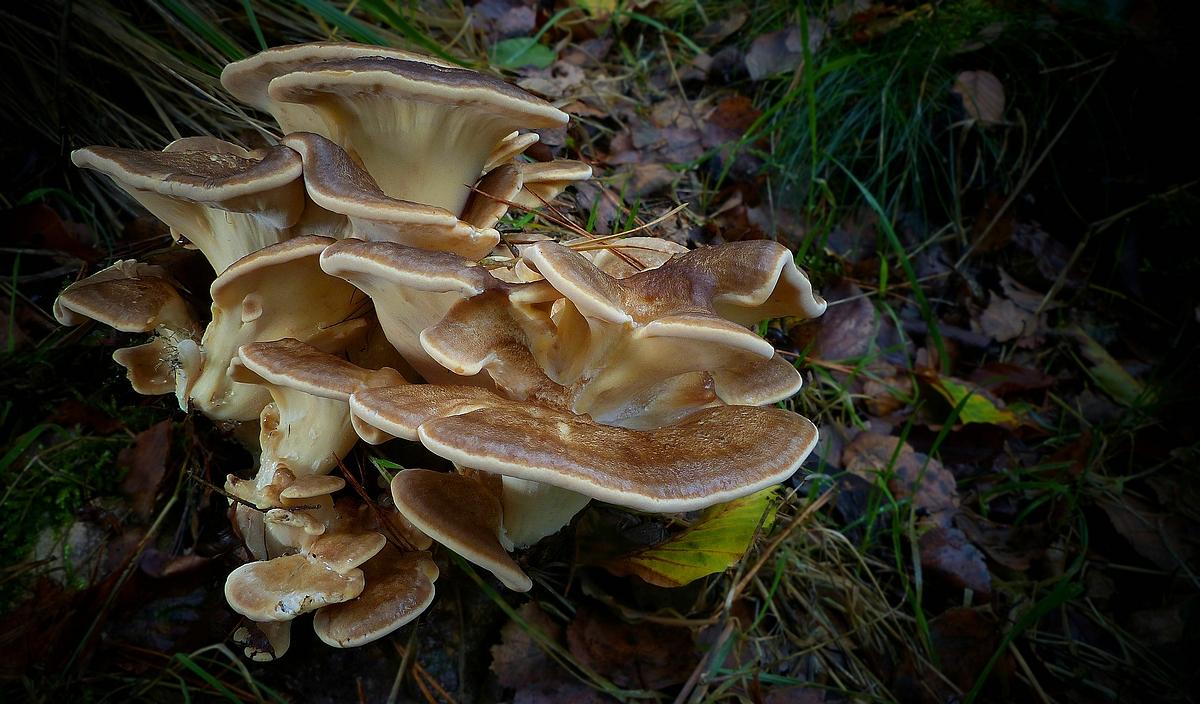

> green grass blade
[292,0,389,45]
[171,653,242,702]
[357,0,466,64]
[158,0,246,60]
[241,0,268,50]
[831,157,950,374]
[964,577,1084,704]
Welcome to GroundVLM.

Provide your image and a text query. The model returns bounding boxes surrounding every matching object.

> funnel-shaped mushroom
[267,57,568,214]
[390,469,532,591]
[319,239,521,384]
[313,547,439,647]
[352,384,819,513]
[53,260,202,404]
[221,42,457,135]
[513,240,825,417]
[281,132,500,259]
[72,142,305,274]
[188,236,369,421]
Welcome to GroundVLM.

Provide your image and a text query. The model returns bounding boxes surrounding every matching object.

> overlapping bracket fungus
[54,41,827,661]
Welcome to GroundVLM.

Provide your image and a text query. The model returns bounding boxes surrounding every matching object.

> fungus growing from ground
[72,141,306,274]
[53,41,827,662]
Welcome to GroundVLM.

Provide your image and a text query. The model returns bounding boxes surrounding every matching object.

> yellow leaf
[932,377,1020,427]
[602,488,778,587]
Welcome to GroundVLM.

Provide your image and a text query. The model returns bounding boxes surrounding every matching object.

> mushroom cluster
[54,42,827,660]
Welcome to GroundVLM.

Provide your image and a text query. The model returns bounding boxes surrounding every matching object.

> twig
[673,620,735,704]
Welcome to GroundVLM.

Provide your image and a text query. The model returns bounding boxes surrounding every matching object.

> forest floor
[1,1,1199,703]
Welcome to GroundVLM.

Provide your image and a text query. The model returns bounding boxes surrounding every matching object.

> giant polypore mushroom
[72,140,306,274]
[265,57,568,214]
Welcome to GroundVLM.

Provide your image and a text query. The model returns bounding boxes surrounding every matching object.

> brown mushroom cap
[460,164,523,231]
[280,132,499,260]
[72,143,305,274]
[188,236,369,421]
[710,354,804,406]
[390,469,531,591]
[313,548,439,648]
[267,57,567,214]
[510,160,593,210]
[318,239,501,384]
[53,261,202,402]
[484,131,540,172]
[221,42,457,134]
[225,553,367,622]
[353,384,819,513]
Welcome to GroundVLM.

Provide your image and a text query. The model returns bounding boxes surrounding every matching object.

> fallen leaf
[1098,495,1199,571]
[967,362,1056,398]
[118,420,172,519]
[491,602,564,690]
[892,607,1008,703]
[45,398,123,434]
[955,514,1050,572]
[602,487,777,587]
[928,377,1021,428]
[1065,324,1146,406]
[744,22,828,81]
[842,433,959,526]
[567,604,697,690]
[492,37,556,70]
[919,526,992,597]
[952,70,1005,125]
[807,277,879,360]
[695,12,747,46]
[1126,603,1189,647]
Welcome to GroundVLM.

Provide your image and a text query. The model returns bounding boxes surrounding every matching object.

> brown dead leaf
[745,23,828,81]
[695,12,747,46]
[810,277,878,361]
[929,608,1005,690]
[491,602,564,690]
[118,420,172,519]
[1099,495,1200,571]
[1127,603,1189,647]
[919,526,992,597]
[45,398,124,434]
[969,191,1013,254]
[968,361,1056,398]
[893,607,1008,704]
[863,369,914,417]
[955,513,1048,572]
[566,603,697,690]
[975,269,1050,348]
[952,70,1005,125]
[842,433,960,525]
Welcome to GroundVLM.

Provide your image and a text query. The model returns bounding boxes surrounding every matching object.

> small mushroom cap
[54,275,193,332]
[279,475,346,500]
[461,164,523,231]
[319,239,501,384]
[390,469,531,591]
[72,144,303,219]
[710,354,804,406]
[484,131,540,172]
[313,548,439,648]
[510,160,593,210]
[189,235,369,421]
[280,132,499,259]
[225,554,366,621]
[267,57,567,214]
[221,42,457,128]
[354,385,820,512]
[239,338,408,403]
[72,143,306,274]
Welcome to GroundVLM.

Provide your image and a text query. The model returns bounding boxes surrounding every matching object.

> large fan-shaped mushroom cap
[267,57,567,214]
